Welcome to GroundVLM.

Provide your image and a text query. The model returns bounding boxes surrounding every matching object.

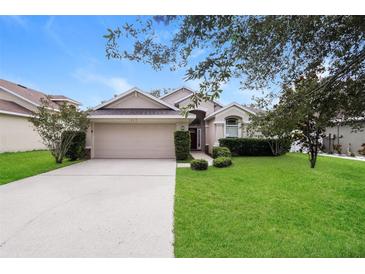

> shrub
[213,157,232,168]
[212,146,231,158]
[333,144,342,154]
[174,131,191,160]
[219,138,290,156]
[191,159,208,170]
[358,143,365,156]
[65,131,86,161]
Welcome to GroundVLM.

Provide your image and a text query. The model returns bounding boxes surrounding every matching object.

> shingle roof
[89,108,181,116]
[49,95,80,105]
[0,79,60,109]
[0,99,33,116]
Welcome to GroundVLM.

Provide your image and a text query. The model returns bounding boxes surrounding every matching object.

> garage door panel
[94,124,175,158]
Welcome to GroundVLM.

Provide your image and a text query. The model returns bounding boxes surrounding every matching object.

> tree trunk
[309,151,317,168]
[309,130,320,168]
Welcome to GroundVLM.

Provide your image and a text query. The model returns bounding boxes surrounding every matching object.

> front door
[189,128,197,150]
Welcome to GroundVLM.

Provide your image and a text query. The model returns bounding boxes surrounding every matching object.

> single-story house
[0,79,80,153]
[87,87,261,158]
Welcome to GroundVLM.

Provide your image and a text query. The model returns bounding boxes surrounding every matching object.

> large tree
[30,100,89,163]
[104,16,365,119]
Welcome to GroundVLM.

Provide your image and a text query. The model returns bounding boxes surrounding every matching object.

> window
[225,118,239,137]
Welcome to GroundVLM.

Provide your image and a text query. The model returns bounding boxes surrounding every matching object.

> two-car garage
[93,123,176,159]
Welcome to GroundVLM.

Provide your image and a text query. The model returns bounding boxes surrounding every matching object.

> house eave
[0,110,33,118]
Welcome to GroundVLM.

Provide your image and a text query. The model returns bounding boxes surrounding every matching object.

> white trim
[197,128,202,150]
[159,86,194,99]
[205,102,257,120]
[225,117,239,138]
[50,98,81,105]
[93,87,179,111]
[0,110,33,118]
[0,85,40,107]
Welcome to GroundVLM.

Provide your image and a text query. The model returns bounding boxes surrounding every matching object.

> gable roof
[0,79,79,110]
[93,87,179,111]
[159,86,194,100]
[204,102,258,120]
[49,95,81,105]
[174,92,224,107]
[0,99,33,117]
[0,79,60,109]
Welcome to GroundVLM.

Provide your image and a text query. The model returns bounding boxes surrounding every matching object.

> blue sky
[0,16,258,109]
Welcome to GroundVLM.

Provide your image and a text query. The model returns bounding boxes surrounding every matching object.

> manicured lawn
[174,153,365,257]
[0,150,80,185]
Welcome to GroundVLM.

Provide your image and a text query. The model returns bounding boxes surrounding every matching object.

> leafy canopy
[29,99,89,163]
[104,15,365,117]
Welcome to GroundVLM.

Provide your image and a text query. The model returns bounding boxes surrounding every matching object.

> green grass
[0,150,80,185]
[174,153,365,257]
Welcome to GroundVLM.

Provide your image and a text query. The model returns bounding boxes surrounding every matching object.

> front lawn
[0,150,80,185]
[174,153,365,257]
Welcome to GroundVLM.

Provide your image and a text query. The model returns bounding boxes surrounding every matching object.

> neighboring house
[0,79,80,153]
[87,87,261,158]
[323,121,365,155]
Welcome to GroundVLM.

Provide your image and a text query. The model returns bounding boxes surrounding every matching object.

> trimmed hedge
[219,138,290,156]
[213,157,232,168]
[212,146,231,159]
[65,131,86,161]
[174,131,191,160]
[191,159,208,170]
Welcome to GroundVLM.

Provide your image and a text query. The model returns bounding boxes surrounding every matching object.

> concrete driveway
[0,159,176,257]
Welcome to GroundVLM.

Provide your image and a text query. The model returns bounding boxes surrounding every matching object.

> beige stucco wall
[0,89,38,112]
[214,106,252,123]
[161,88,193,105]
[0,113,45,152]
[205,106,257,154]
[178,97,216,116]
[105,92,168,109]
[326,124,365,155]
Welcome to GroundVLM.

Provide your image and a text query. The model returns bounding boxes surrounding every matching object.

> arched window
[225,117,239,138]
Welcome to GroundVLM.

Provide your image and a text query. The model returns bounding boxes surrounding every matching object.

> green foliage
[213,157,232,168]
[104,16,365,120]
[174,131,191,160]
[219,138,290,156]
[333,144,343,154]
[250,75,334,168]
[190,159,208,170]
[358,143,365,156]
[65,131,86,161]
[29,99,89,163]
[212,146,231,158]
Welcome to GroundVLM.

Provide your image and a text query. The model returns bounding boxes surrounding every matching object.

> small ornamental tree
[29,99,89,163]
[250,75,333,168]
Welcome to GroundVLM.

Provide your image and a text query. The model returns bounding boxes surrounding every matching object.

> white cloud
[73,68,133,92]
[44,16,73,57]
